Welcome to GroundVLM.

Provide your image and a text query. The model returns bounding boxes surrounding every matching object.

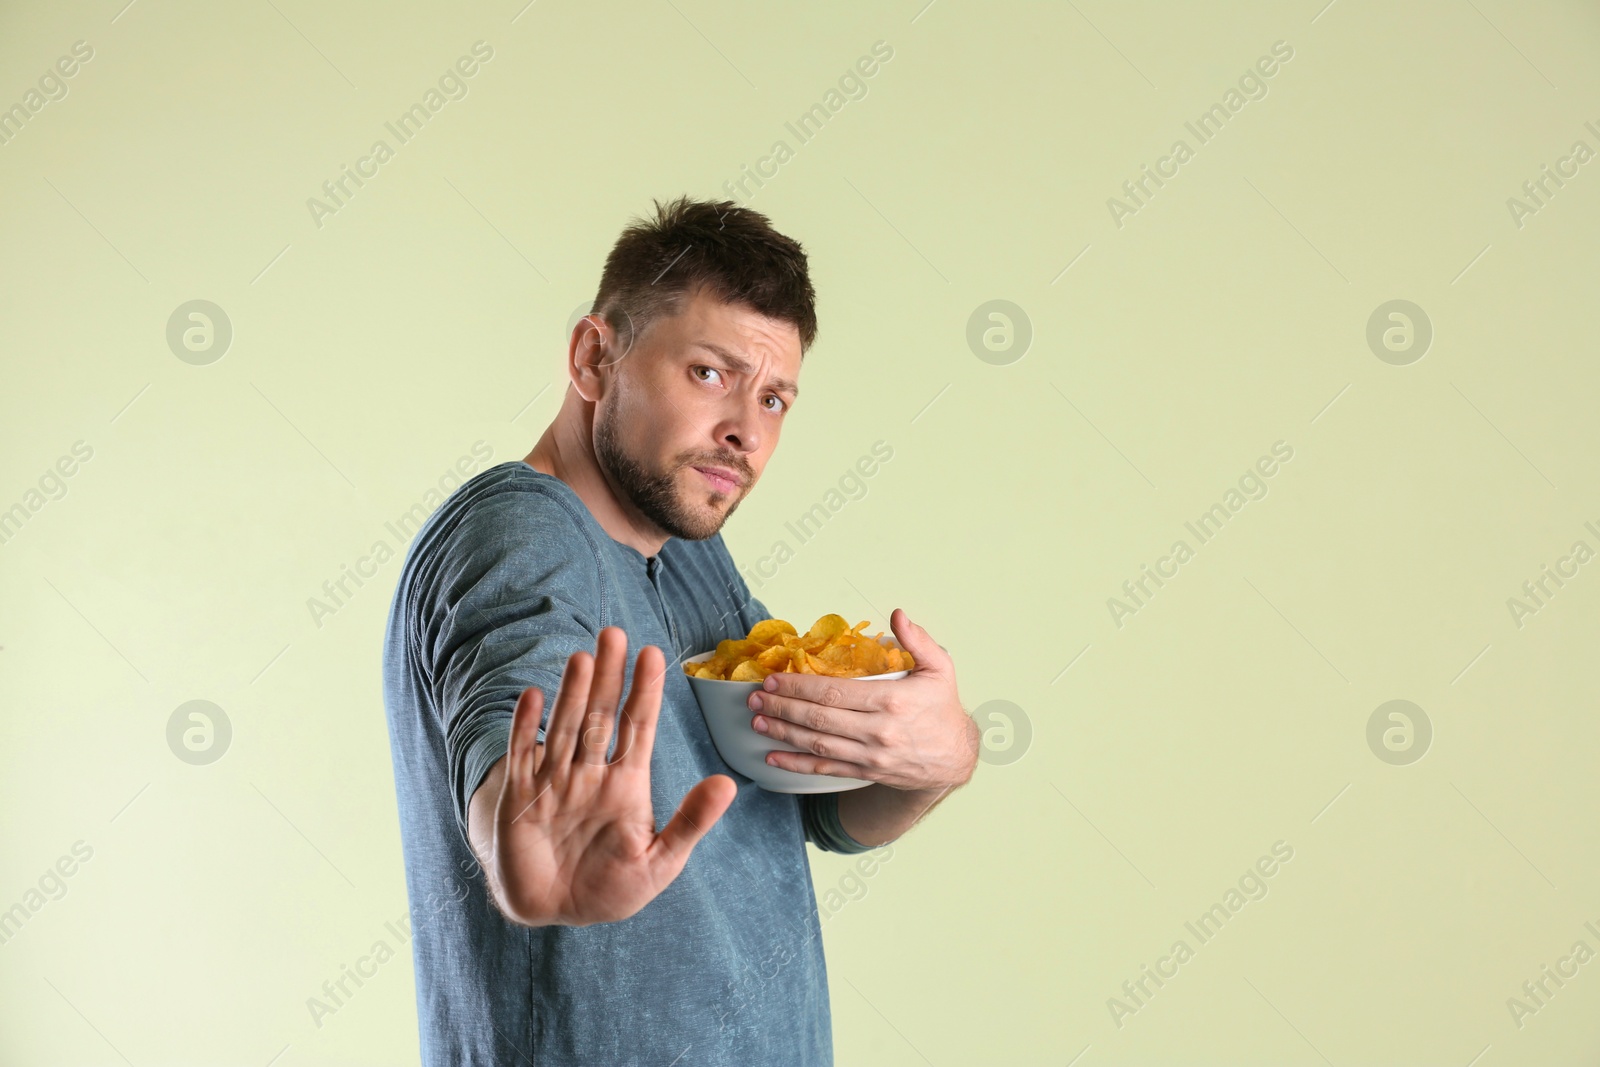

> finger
[764,750,873,780]
[540,649,594,776]
[648,773,738,875]
[749,690,877,743]
[762,672,892,714]
[610,644,666,778]
[575,627,626,768]
[891,607,945,672]
[752,713,876,767]
[506,685,545,796]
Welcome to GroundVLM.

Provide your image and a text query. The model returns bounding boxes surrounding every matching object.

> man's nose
[717,408,763,458]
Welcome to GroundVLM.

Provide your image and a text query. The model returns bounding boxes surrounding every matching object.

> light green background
[3,0,1598,1063]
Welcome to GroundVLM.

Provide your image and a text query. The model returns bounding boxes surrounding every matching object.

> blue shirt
[381,461,870,1066]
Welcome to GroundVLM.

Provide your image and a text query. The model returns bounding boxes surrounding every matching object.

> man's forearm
[835,782,955,847]
[466,756,514,915]
[835,716,978,846]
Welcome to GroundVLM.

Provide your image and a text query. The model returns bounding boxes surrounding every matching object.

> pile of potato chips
[685,614,914,681]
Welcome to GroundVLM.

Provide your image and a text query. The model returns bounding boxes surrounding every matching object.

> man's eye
[763,395,786,413]
[693,365,722,384]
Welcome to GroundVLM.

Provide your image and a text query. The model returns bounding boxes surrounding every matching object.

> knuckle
[810,736,832,758]
[820,685,844,707]
[804,708,829,732]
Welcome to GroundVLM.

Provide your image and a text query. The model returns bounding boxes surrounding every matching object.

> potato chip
[747,618,798,645]
[716,637,765,658]
[756,645,792,671]
[816,642,851,666]
[804,614,851,643]
[852,640,889,677]
[685,613,915,681]
[729,660,764,682]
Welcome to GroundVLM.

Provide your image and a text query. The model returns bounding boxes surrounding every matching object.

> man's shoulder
[402,462,603,591]
[443,462,593,541]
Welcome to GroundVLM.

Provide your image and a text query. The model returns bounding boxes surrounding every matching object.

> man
[382,196,979,1065]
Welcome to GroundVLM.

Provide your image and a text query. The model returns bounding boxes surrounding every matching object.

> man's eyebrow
[692,340,799,400]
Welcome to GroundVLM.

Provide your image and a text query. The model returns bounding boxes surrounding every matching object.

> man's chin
[670,490,738,540]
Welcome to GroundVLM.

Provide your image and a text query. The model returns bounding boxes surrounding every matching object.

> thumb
[890,608,945,670]
[649,773,738,874]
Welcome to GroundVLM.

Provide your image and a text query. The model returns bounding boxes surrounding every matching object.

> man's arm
[466,754,517,918]
[714,558,973,853]
[748,608,981,846]
[421,489,598,850]
[834,717,977,846]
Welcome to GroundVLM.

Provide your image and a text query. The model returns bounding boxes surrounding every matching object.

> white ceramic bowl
[683,635,910,793]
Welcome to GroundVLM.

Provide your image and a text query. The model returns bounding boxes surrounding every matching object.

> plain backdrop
[2,1,1599,1063]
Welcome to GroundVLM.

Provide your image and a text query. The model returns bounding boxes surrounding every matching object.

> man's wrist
[837,781,954,848]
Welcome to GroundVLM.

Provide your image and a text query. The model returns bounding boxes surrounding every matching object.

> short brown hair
[589,196,817,357]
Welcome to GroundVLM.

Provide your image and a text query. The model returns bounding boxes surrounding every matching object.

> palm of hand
[490,628,737,927]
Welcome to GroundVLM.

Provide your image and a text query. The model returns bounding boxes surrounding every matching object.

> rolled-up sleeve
[417,488,603,842]
[800,791,873,854]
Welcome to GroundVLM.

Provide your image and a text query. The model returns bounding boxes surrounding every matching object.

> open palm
[490,627,737,927]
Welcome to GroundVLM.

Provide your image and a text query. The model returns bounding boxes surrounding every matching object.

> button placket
[645,557,682,657]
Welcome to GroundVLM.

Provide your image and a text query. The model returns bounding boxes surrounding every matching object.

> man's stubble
[593,397,744,544]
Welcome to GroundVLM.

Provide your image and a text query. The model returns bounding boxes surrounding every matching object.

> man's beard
[593,401,742,543]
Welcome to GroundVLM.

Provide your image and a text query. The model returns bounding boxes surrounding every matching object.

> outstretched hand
[490,627,738,927]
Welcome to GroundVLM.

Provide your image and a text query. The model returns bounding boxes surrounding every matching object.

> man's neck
[524,407,668,560]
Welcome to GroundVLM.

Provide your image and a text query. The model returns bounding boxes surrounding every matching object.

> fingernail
[753,715,768,733]
[748,692,763,710]
[763,676,777,691]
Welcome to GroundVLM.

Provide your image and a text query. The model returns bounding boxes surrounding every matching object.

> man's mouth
[691,465,742,495]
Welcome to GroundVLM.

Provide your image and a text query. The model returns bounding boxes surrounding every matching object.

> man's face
[591,288,802,542]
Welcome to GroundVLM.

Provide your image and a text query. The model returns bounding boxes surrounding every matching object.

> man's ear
[570,310,634,402]
[569,315,610,402]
